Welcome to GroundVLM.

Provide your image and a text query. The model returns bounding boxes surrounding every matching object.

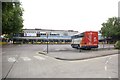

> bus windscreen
[71,33,84,39]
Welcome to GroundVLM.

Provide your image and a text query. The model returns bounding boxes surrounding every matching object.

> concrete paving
[0,45,2,80]
[39,49,119,60]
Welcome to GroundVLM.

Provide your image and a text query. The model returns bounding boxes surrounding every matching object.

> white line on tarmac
[21,57,31,61]
[33,56,45,60]
[105,66,107,71]
[105,56,112,65]
[8,57,16,62]
[105,60,109,64]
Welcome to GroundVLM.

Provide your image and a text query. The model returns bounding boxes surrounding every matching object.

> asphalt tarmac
[1,44,119,79]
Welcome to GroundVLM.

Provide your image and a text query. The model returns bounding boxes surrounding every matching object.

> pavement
[0,45,2,80]
[2,44,119,78]
[39,49,119,60]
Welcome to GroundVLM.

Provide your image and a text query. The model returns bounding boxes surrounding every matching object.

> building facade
[13,29,78,44]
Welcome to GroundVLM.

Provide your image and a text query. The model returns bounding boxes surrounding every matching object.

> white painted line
[105,60,109,64]
[21,57,31,61]
[34,56,45,60]
[105,66,107,71]
[8,57,16,62]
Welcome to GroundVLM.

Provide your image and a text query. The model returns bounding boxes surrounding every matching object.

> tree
[101,17,120,41]
[2,2,24,37]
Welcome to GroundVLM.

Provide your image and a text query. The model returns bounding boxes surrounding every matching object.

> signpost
[103,37,105,49]
[46,33,48,53]
[108,32,111,50]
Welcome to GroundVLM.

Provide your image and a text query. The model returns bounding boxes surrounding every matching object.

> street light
[108,37,111,50]
[103,36,105,49]
[108,32,111,50]
[46,33,48,53]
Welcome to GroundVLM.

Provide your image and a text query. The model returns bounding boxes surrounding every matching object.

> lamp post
[103,36,105,49]
[108,37,111,50]
[108,32,110,50]
[46,33,48,53]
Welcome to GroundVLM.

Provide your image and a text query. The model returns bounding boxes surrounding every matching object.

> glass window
[71,33,84,39]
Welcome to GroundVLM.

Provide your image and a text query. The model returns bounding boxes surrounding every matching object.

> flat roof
[23,28,78,32]
[13,36,71,40]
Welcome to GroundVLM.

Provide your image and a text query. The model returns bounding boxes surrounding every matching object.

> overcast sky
[20,0,119,32]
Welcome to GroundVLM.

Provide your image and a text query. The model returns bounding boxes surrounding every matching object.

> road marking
[105,56,112,64]
[105,60,109,64]
[21,57,31,61]
[8,57,16,62]
[105,66,107,71]
[34,56,45,60]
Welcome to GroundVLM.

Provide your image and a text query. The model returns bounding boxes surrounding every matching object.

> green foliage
[2,2,24,35]
[101,17,120,40]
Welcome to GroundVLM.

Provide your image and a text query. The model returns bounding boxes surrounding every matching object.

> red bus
[71,31,98,49]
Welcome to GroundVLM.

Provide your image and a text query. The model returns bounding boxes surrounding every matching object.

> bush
[114,41,120,49]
